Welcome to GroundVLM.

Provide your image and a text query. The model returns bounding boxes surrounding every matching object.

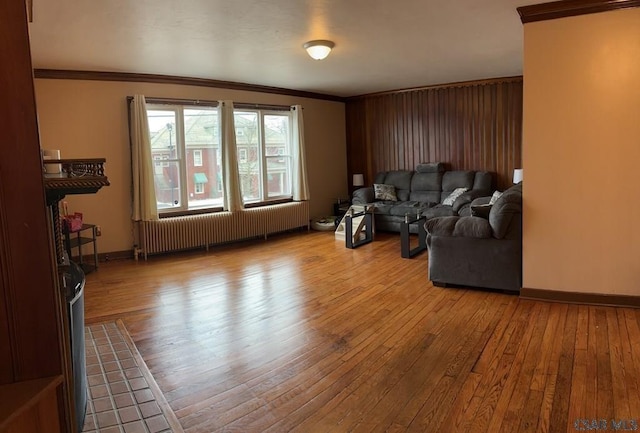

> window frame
[146,103,222,215]
[193,149,203,167]
[234,109,293,205]
[140,99,296,217]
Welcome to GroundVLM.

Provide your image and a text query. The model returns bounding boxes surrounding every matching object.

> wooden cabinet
[0,1,72,432]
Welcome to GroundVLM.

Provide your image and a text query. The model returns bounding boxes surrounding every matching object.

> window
[153,156,163,175]
[238,148,248,163]
[235,110,292,203]
[142,101,298,214]
[193,149,203,167]
[146,105,221,213]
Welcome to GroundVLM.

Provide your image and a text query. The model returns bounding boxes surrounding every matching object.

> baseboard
[520,287,640,308]
[97,250,134,262]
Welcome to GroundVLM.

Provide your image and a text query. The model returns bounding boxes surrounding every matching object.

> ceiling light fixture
[303,40,335,60]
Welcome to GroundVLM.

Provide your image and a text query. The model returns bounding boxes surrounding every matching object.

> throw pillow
[471,204,492,219]
[489,190,503,205]
[373,183,398,201]
[442,187,468,206]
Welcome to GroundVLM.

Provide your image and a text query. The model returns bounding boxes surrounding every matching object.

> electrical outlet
[95,225,102,236]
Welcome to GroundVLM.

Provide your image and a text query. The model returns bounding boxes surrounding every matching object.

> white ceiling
[28,0,541,98]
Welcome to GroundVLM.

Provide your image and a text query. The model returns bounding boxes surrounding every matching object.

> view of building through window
[147,104,293,213]
[234,110,292,202]
[147,106,221,212]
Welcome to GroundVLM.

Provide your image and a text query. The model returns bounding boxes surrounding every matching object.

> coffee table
[400,213,427,258]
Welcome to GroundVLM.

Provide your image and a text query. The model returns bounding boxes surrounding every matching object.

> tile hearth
[82,322,182,433]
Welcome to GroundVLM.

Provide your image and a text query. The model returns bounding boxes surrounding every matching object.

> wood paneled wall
[346,77,523,191]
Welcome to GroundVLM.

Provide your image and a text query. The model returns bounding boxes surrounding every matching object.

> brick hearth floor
[82,322,183,433]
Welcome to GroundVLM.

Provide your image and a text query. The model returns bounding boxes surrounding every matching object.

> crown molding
[517,0,640,24]
[347,76,523,100]
[33,69,346,103]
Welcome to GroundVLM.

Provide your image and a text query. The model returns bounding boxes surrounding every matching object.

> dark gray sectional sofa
[424,182,523,292]
[351,163,493,233]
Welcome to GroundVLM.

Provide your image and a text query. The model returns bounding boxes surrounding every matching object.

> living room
[1,1,640,432]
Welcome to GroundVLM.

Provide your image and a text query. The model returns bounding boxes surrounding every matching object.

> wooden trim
[520,287,640,308]
[0,375,63,430]
[347,76,523,100]
[517,0,640,23]
[34,69,346,103]
[115,320,184,433]
[97,250,134,262]
[25,0,32,22]
[128,96,220,107]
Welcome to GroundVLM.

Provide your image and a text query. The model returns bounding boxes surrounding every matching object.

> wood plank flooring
[84,231,640,433]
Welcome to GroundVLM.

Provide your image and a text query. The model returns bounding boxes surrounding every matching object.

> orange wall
[522,8,640,295]
[34,79,347,254]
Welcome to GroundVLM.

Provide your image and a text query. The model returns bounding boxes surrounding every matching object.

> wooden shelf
[43,158,110,204]
[0,375,64,431]
[65,224,99,273]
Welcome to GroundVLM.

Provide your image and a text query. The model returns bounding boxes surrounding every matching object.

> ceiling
[28,0,541,98]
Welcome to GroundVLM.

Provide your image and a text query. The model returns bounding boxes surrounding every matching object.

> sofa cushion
[380,170,413,201]
[441,171,475,202]
[472,171,493,194]
[374,184,398,201]
[425,216,491,239]
[387,201,426,217]
[409,191,440,204]
[425,216,458,236]
[423,204,457,219]
[374,172,387,184]
[470,196,492,207]
[442,187,468,206]
[411,171,442,192]
[352,186,375,204]
[489,190,503,205]
[470,204,492,219]
[489,183,522,239]
[409,171,442,203]
[416,162,445,173]
[453,217,492,238]
[369,201,395,215]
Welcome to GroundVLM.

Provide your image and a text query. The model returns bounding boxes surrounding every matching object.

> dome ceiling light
[303,40,335,60]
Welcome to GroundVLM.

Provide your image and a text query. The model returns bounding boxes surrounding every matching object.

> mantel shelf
[43,158,110,203]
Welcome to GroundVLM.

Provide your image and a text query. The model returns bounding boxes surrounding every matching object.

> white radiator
[139,201,309,258]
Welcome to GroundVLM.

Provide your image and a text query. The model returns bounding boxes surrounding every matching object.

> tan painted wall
[34,79,347,254]
[522,8,640,295]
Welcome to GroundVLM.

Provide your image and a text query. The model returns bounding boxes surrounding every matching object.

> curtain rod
[126,96,294,111]
[126,96,219,106]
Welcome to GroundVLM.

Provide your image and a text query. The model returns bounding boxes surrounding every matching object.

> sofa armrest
[452,190,491,212]
[352,187,374,204]
[425,216,492,239]
[451,192,472,213]
[425,216,458,236]
[470,196,492,207]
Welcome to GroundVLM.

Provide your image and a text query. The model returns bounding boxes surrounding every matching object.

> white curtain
[130,95,158,221]
[291,105,310,201]
[220,100,244,212]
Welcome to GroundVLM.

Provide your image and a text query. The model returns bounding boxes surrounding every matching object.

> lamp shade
[513,168,523,184]
[303,40,335,60]
[352,173,364,187]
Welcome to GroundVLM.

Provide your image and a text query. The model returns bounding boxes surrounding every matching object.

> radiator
[139,201,309,258]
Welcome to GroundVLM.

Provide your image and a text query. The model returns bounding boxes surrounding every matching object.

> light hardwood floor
[85,230,640,433]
